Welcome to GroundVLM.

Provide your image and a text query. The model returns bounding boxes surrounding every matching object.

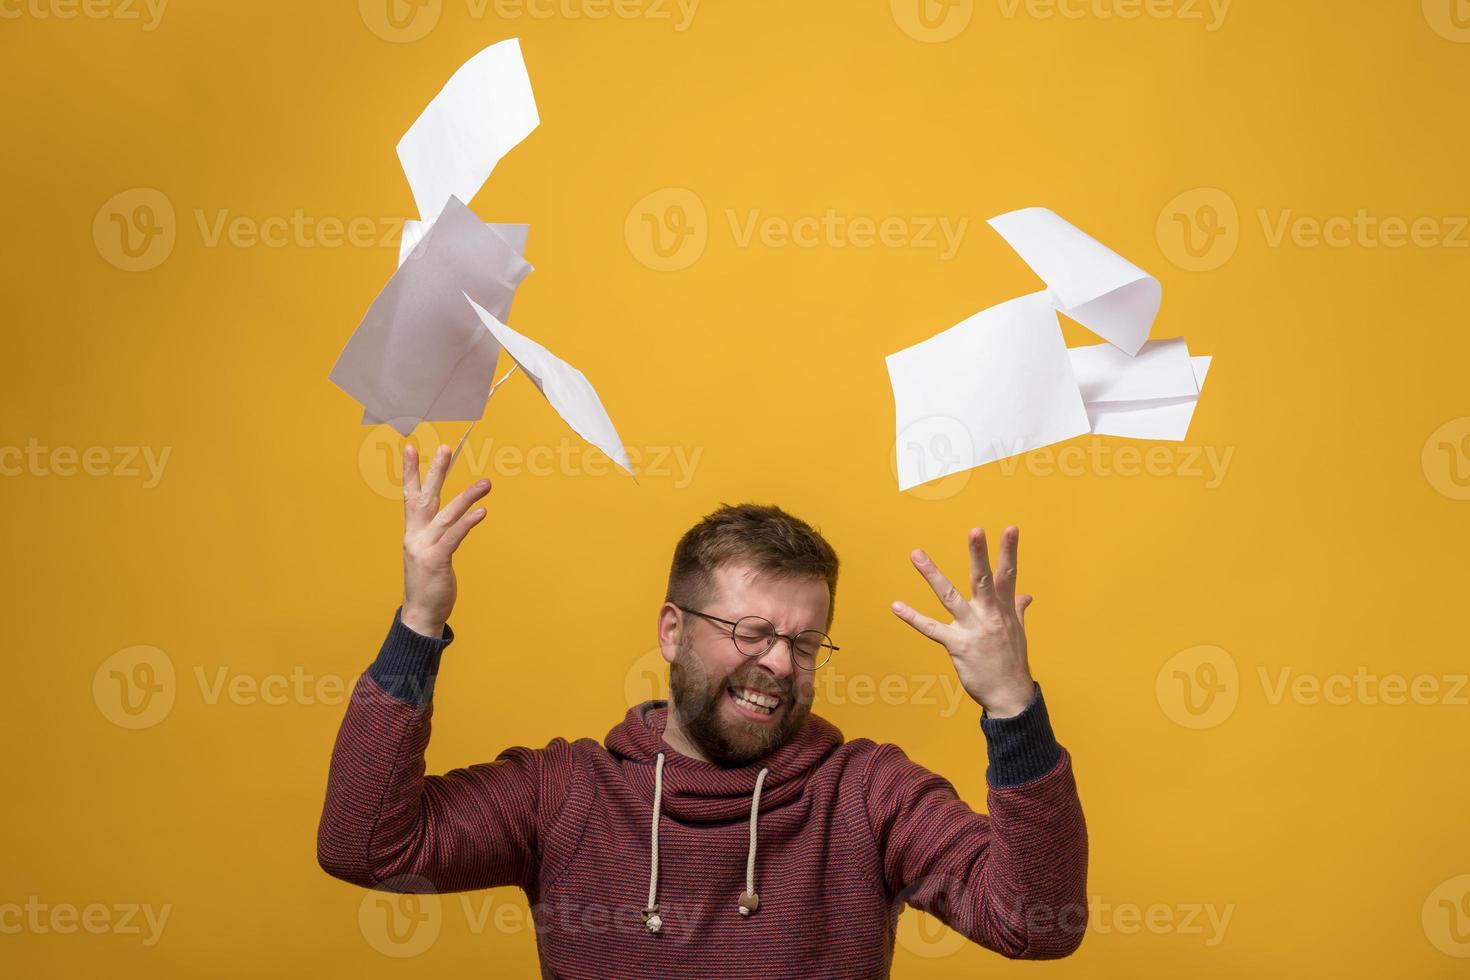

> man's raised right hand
[400,443,491,639]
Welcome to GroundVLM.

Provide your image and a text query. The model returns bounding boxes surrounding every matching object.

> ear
[657,602,682,665]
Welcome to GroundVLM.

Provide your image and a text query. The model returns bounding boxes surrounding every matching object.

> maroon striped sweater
[318,610,1088,978]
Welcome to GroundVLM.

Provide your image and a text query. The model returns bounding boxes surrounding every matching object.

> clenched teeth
[730,687,780,713]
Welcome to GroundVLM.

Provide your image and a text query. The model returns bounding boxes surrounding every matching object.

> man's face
[661,562,830,766]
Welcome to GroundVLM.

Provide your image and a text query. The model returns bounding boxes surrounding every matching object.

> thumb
[1015,594,1034,622]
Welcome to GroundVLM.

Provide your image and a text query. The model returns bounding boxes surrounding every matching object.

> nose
[753,635,796,680]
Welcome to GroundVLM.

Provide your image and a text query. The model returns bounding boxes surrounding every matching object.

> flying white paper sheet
[329,197,533,436]
[989,207,1162,356]
[1068,337,1197,404]
[463,294,633,475]
[1087,355,1213,441]
[397,37,540,224]
[399,219,529,267]
[370,220,532,424]
[885,292,1091,491]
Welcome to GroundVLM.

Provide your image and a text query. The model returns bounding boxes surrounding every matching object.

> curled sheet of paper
[989,207,1162,356]
[329,197,532,436]
[463,294,633,475]
[399,219,529,267]
[885,292,1091,491]
[397,37,540,224]
[1087,355,1212,441]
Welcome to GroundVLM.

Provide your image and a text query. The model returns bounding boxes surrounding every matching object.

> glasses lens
[793,632,831,669]
[732,617,776,656]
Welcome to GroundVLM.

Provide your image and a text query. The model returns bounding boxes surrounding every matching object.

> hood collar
[606,700,845,824]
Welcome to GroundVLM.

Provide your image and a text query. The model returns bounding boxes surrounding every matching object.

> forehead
[707,561,830,631]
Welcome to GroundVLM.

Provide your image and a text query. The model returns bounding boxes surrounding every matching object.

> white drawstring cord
[642,752,666,933]
[738,767,770,916]
[642,755,772,933]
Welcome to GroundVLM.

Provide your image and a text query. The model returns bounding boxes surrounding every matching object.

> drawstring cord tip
[642,906,662,933]
[738,891,760,916]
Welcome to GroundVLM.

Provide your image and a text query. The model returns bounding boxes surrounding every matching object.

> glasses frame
[674,604,839,671]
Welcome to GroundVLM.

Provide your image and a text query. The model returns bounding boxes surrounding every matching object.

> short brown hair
[665,503,840,628]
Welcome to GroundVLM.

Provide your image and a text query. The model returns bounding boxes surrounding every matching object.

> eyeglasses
[674,604,839,671]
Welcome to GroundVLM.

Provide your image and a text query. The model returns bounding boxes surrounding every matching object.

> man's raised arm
[881,526,1089,957]
[316,444,570,893]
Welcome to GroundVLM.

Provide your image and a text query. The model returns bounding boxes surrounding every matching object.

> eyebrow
[716,612,826,634]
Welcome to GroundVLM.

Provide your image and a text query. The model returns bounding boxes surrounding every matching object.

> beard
[667,634,812,767]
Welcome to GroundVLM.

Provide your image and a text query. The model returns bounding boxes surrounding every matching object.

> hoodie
[317,610,1089,978]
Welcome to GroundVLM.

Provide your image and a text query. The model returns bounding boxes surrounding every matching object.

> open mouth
[727,685,783,720]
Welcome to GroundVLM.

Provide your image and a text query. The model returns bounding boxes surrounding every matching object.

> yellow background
[4,0,1469,975]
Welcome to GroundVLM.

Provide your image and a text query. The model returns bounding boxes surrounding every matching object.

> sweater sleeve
[863,684,1088,959]
[316,608,573,894]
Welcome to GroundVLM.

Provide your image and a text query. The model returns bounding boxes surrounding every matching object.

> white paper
[989,207,1161,356]
[399,219,529,267]
[1088,355,1213,441]
[1068,337,1197,404]
[463,294,633,475]
[329,197,533,436]
[885,292,1091,491]
[397,38,540,224]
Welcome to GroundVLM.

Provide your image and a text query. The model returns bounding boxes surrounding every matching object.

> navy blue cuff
[979,682,1062,787]
[367,607,455,705]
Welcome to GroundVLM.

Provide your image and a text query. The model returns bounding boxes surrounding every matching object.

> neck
[660,705,711,763]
